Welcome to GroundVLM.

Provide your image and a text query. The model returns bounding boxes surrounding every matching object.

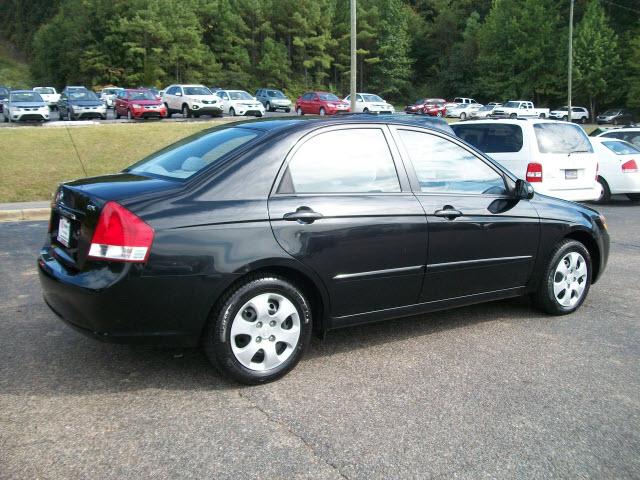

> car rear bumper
[37,247,212,346]
[535,184,601,202]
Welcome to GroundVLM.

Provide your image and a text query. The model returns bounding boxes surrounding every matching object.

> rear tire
[266,102,271,112]
[531,240,591,315]
[296,107,303,116]
[115,108,121,119]
[203,275,312,385]
[594,177,611,203]
[127,110,133,120]
[229,107,236,117]
[581,117,587,124]
[562,115,568,121]
[539,113,546,119]
[319,107,326,116]
[164,103,172,118]
[460,112,466,120]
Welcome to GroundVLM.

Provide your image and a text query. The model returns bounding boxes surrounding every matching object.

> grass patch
[0,121,227,202]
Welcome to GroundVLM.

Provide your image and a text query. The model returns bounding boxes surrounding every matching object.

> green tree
[626,33,640,108]
[573,0,620,120]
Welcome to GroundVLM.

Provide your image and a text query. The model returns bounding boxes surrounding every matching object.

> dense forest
[1,0,639,112]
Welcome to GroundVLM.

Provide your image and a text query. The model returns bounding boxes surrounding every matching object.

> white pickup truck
[491,100,549,119]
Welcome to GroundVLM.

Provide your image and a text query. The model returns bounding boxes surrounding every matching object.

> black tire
[127,110,133,120]
[531,239,592,315]
[363,107,369,114]
[613,119,618,126]
[627,193,640,202]
[58,109,65,121]
[581,117,587,124]
[203,275,312,385]
[319,107,326,116]
[510,113,517,119]
[255,112,262,117]
[182,104,192,118]
[296,107,303,116]
[285,108,291,113]
[164,103,172,118]
[539,113,546,119]
[67,110,73,121]
[229,107,236,117]
[594,177,611,203]
[266,102,271,112]
[562,115,568,121]
[460,112,467,120]
[115,108,121,119]
[3,113,7,123]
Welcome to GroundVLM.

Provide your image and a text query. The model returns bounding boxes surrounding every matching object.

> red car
[421,98,447,117]
[114,89,167,120]
[295,91,350,115]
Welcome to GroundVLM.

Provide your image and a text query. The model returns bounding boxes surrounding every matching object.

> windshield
[128,90,158,101]
[479,105,493,111]
[601,140,640,155]
[229,91,253,100]
[184,86,212,96]
[128,127,260,180]
[319,93,340,101]
[34,87,55,94]
[534,123,593,154]
[69,90,98,101]
[363,94,383,102]
[601,110,619,116]
[503,101,520,108]
[267,90,285,98]
[11,92,43,103]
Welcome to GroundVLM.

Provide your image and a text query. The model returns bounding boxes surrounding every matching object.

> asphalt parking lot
[1,200,639,479]
[0,108,295,127]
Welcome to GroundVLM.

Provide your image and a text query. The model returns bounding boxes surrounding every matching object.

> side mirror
[515,179,534,199]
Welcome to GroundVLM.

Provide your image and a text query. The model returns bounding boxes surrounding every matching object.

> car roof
[452,118,567,126]
[596,127,640,134]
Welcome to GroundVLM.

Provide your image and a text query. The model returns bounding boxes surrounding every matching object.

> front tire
[229,107,236,117]
[266,102,271,112]
[510,113,517,119]
[164,103,172,118]
[532,240,591,315]
[204,275,312,385]
[319,107,326,116]
[182,104,192,118]
[127,110,133,120]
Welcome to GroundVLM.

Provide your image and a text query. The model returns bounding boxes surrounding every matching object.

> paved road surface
[1,201,638,479]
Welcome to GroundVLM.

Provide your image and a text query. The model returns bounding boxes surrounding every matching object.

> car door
[391,126,540,302]
[268,125,428,321]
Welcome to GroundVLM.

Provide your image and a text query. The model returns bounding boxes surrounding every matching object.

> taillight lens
[622,159,638,173]
[88,201,154,262]
[526,162,543,182]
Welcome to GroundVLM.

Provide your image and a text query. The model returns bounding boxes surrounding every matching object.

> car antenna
[64,124,88,176]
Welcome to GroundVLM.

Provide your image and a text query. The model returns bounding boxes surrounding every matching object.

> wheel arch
[201,259,331,341]
[564,228,602,283]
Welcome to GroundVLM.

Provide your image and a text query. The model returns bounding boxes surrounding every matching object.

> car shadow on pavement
[2,296,536,397]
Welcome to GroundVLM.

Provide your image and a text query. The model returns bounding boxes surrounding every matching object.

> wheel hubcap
[230,293,301,371]
[553,252,587,308]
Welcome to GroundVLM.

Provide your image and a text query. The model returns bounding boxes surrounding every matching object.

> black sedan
[38,116,609,384]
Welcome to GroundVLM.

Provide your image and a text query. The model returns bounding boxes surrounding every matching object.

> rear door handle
[283,208,323,224]
[434,206,463,219]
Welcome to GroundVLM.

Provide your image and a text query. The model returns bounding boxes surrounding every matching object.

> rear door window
[534,123,593,154]
[281,128,400,193]
[452,123,523,153]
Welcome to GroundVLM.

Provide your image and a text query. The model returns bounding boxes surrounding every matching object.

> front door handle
[434,206,463,220]
[283,207,323,224]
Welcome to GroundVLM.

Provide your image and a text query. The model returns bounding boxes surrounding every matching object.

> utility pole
[350,0,357,113]
[568,0,574,123]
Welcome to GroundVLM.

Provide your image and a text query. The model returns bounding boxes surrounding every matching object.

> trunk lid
[49,173,179,270]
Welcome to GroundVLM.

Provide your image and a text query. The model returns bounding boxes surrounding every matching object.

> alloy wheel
[553,252,588,308]
[230,293,301,371]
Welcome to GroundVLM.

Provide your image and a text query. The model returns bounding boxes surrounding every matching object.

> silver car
[3,90,50,123]
[255,88,292,112]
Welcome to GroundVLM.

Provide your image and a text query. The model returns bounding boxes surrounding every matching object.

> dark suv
[596,108,635,125]
[38,116,609,384]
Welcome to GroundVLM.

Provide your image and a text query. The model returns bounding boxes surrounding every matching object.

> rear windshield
[452,123,523,153]
[127,127,260,180]
[534,123,593,154]
[503,101,520,108]
[34,87,55,94]
[601,140,640,155]
[11,92,42,103]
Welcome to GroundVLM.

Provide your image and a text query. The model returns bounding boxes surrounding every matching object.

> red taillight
[526,162,543,182]
[88,201,154,262]
[622,159,638,173]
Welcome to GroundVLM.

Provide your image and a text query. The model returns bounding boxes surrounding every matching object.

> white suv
[549,106,589,124]
[452,119,600,202]
[162,85,223,118]
[215,90,265,117]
